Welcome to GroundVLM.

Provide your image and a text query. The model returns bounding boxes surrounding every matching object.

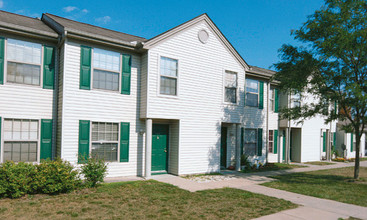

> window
[246,79,259,107]
[160,57,178,95]
[353,134,356,152]
[7,39,42,85]
[270,88,275,111]
[3,119,39,162]
[244,129,257,156]
[291,93,301,108]
[269,130,274,153]
[91,122,119,162]
[224,71,237,103]
[93,48,120,91]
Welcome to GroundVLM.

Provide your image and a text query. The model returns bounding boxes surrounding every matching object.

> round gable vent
[198,29,209,44]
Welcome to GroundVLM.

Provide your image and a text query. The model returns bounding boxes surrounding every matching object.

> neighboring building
[1,10,356,178]
[335,123,366,159]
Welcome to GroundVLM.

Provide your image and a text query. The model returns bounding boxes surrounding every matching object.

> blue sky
[1,0,324,70]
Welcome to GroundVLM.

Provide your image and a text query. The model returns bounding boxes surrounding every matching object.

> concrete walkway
[148,161,367,220]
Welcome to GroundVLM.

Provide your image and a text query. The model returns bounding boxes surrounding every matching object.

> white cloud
[63,6,77,13]
[95,16,111,24]
[81,9,88,13]
[0,0,4,8]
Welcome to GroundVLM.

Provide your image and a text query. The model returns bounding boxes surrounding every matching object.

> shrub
[34,158,81,194]
[0,161,37,198]
[80,157,108,187]
[241,154,252,170]
[0,159,81,199]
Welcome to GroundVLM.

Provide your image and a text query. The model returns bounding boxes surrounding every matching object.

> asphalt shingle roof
[44,13,147,43]
[0,10,57,37]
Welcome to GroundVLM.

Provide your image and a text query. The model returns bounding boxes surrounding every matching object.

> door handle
[164,148,167,152]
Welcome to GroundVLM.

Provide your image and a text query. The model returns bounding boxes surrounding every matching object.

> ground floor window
[268,130,274,153]
[244,129,257,156]
[91,122,119,162]
[3,119,39,162]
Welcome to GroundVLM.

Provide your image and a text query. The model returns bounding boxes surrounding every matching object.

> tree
[273,0,367,179]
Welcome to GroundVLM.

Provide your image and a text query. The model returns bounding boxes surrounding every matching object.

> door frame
[152,124,169,174]
[220,126,228,168]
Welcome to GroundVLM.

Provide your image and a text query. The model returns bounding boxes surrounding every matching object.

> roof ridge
[44,13,147,41]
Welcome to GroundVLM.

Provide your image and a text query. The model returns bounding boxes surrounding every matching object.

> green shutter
[43,46,55,89]
[274,88,279,113]
[259,81,264,109]
[241,127,244,155]
[121,54,131,95]
[274,130,278,154]
[333,132,336,147]
[0,37,4,84]
[80,46,91,90]
[120,122,130,162]
[78,120,90,163]
[257,128,263,156]
[351,133,353,152]
[40,119,53,160]
[323,132,326,152]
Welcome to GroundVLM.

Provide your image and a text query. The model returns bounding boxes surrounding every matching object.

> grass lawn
[262,167,367,207]
[242,163,306,173]
[0,180,296,219]
[304,161,336,166]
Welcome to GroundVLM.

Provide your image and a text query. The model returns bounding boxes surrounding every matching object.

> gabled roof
[143,13,250,70]
[0,10,58,39]
[42,13,146,48]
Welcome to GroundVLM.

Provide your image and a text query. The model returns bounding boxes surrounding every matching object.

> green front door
[220,127,227,167]
[152,124,169,172]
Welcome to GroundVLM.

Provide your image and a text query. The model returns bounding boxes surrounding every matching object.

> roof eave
[0,21,58,41]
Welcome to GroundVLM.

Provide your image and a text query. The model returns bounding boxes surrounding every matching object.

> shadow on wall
[207,89,266,171]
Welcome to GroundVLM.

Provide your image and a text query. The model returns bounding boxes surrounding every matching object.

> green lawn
[304,161,336,166]
[242,163,306,173]
[263,167,367,207]
[0,180,296,219]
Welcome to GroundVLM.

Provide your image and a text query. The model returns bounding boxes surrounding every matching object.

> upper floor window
[93,48,120,91]
[224,71,237,103]
[246,79,259,107]
[7,39,42,86]
[160,57,178,96]
[3,119,39,162]
[291,93,301,108]
[270,88,275,111]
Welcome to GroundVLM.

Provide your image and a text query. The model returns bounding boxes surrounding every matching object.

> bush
[80,157,108,187]
[34,159,81,194]
[0,161,37,198]
[0,159,81,199]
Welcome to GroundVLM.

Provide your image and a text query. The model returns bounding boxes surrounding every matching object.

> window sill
[4,81,42,89]
[157,94,179,99]
[223,102,238,106]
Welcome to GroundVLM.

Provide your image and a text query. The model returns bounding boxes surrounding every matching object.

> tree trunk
[354,132,361,179]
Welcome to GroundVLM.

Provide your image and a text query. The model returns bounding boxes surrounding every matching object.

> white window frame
[157,54,179,98]
[270,88,275,112]
[245,79,259,107]
[90,121,120,162]
[4,38,44,87]
[1,118,40,163]
[91,47,121,93]
[223,70,238,104]
[291,93,301,108]
[244,128,257,156]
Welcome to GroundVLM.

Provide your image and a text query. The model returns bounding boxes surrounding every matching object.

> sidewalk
[149,161,367,220]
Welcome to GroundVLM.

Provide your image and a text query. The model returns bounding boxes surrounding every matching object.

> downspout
[266,81,270,164]
[287,92,291,164]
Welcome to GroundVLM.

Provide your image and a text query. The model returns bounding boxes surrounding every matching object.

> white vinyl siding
[246,79,259,107]
[6,39,42,86]
[3,119,39,162]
